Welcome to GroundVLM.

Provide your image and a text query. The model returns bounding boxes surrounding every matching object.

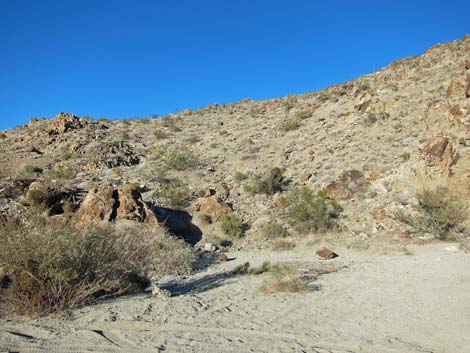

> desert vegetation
[0,214,194,316]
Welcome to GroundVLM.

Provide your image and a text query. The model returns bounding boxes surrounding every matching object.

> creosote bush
[160,146,199,171]
[219,212,244,238]
[395,186,466,239]
[249,169,286,195]
[0,217,195,316]
[262,223,287,238]
[280,118,302,132]
[155,180,192,209]
[284,187,342,234]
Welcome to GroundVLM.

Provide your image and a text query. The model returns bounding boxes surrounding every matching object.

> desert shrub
[161,116,181,132]
[231,261,271,275]
[259,264,310,294]
[154,130,168,140]
[284,187,342,234]
[272,240,295,251]
[234,171,249,182]
[282,96,297,111]
[280,118,302,132]
[155,180,192,209]
[296,109,312,120]
[395,187,466,239]
[401,152,411,161]
[249,170,286,195]
[23,164,42,175]
[157,146,199,171]
[47,165,75,180]
[219,212,244,238]
[186,135,201,144]
[0,220,194,316]
[262,223,287,238]
[0,132,6,139]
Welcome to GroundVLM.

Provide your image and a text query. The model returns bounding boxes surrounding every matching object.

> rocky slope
[2,35,470,249]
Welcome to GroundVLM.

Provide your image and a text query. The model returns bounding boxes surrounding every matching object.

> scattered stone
[218,253,229,262]
[444,244,461,252]
[152,286,171,299]
[204,242,217,253]
[316,247,339,260]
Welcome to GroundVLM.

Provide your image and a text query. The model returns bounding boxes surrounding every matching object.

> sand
[1,243,469,353]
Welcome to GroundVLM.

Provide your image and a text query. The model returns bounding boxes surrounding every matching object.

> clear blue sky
[1,1,469,130]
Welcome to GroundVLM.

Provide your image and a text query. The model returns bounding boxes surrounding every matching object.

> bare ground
[1,242,469,353]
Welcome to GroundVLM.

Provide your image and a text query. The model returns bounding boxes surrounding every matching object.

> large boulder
[73,184,157,228]
[73,185,116,227]
[192,196,232,222]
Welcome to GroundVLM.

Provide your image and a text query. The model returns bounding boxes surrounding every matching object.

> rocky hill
[2,35,470,250]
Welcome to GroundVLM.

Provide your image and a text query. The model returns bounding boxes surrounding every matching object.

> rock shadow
[153,206,202,245]
[160,271,234,296]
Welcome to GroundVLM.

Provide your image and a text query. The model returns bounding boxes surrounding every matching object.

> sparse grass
[395,186,466,239]
[0,218,195,317]
[219,212,244,238]
[284,187,342,234]
[280,118,302,132]
[272,240,295,251]
[262,223,287,238]
[259,264,311,294]
[231,261,271,275]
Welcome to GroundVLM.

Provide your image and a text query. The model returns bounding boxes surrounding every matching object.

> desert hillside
[1,35,470,247]
[1,36,470,353]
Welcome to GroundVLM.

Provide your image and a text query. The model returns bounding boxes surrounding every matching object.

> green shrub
[250,170,286,195]
[296,110,312,120]
[159,146,199,171]
[284,187,342,234]
[219,212,244,238]
[47,165,75,180]
[0,220,194,316]
[280,118,302,132]
[262,223,287,238]
[395,187,466,239]
[234,171,249,182]
[401,152,411,161]
[155,180,192,209]
[23,164,41,175]
[186,135,201,144]
[154,130,168,140]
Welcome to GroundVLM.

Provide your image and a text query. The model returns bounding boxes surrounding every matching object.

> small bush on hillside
[159,146,199,171]
[154,130,168,140]
[249,170,287,195]
[296,110,312,120]
[154,180,192,209]
[262,223,287,238]
[47,165,75,180]
[280,118,302,132]
[395,186,466,239]
[219,212,244,238]
[23,164,42,175]
[0,219,195,316]
[234,171,249,182]
[284,187,342,234]
[271,240,295,251]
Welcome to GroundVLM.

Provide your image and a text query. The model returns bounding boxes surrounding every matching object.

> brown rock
[421,135,459,169]
[73,184,157,228]
[192,196,232,222]
[325,170,367,199]
[218,253,229,262]
[48,112,85,135]
[447,80,466,100]
[466,74,470,99]
[316,247,338,260]
[116,184,158,224]
[73,185,116,227]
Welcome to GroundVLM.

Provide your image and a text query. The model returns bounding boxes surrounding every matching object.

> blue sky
[1,0,469,130]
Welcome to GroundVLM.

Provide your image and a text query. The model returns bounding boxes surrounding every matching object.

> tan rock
[48,112,85,135]
[219,253,229,262]
[192,196,232,222]
[73,185,115,227]
[447,80,466,100]
[116,184,158,224]
[316,247,338,260]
